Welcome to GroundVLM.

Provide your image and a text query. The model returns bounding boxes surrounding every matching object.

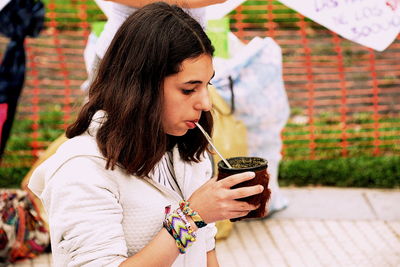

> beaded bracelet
[179,200,207,228]
[163,206,196,254]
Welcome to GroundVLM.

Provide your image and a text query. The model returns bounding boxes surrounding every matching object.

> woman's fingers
[229,184,264,199]
[218,171,255,188]
[230,211,251,219]
[189,173,264,223]
[228,203,259,218]
[230,200,259,211]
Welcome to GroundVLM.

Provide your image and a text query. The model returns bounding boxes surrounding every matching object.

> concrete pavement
[216,187,400,267]
[272,187,400,221]
[12,187,400,267]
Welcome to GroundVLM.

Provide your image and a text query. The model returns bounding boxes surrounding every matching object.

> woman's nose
[195,88,212,112]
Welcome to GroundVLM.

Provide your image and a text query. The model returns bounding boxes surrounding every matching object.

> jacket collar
[30,110,195,201]
[89,110,194,200]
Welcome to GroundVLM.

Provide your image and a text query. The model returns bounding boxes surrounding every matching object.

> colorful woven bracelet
[168,213,196,248]
[176,207,196,238]
[163,205,184,252]
[163,219,185,253]
[163,206,196,254]
[179,200,207,228]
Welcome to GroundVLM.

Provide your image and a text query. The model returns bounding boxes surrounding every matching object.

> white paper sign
[205,0,247,21]
[279,0,400,51]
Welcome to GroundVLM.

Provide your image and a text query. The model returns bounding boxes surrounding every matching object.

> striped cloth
[148,151,181,194]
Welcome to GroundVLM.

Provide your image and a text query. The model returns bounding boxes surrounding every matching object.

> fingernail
[248,172,255,178]
[259,185,264,191]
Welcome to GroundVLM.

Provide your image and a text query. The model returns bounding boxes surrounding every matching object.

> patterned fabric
[0,189,49,263]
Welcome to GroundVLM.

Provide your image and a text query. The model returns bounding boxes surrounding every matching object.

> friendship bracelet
[169,213,196,247]
[179,200,207,228]
[163,205,196,254]
[164,214,195,253]
[163,219,185,253]
[176,207,196,238]
[163,206,186,253]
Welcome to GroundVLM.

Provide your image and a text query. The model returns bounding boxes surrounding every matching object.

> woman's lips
[185,120,198,129]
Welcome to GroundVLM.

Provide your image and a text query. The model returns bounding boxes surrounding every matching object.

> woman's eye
[182,89,195,95]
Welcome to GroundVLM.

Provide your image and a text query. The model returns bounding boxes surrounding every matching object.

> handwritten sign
[279,0,400,51]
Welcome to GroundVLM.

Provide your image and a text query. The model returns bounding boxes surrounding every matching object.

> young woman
[28,3,263,266]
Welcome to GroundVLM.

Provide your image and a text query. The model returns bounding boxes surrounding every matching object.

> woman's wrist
[163,205,197,254]
[179,200,208,228]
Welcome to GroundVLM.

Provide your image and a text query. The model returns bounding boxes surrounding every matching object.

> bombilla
[195,122,233,169]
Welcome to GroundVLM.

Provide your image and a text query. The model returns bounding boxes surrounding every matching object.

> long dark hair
[66,2,214,177]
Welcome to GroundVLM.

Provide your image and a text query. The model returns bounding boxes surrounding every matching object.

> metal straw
[195,122,233,169]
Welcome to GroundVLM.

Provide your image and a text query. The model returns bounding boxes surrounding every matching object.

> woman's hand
[188,172,263,223]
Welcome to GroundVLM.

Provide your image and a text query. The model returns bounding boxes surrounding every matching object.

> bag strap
[228,76,235,114]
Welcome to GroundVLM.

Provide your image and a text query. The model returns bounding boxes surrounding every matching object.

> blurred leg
[266,158,288,213]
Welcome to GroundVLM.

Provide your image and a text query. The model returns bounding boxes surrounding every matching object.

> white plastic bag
[213,36,290,211]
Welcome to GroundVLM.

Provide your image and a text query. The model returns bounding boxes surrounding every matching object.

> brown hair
[66,2,214,176]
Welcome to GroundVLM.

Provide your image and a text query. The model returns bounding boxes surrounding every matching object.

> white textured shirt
[29,111,216,267]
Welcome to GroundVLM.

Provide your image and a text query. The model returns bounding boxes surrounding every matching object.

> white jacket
[29,113,217,267]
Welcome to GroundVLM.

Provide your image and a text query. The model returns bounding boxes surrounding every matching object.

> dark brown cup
[217,157,271,222]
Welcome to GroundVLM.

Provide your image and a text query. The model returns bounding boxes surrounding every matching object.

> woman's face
[162,54,214,136]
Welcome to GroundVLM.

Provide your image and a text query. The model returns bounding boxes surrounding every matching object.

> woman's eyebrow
[184,80,202,85]
[184,71,215,85]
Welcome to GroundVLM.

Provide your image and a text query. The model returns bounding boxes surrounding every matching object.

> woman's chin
[166,129,188,137]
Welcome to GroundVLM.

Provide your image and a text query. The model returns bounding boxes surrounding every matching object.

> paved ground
[11,187,400,267]
[216,187,400,267]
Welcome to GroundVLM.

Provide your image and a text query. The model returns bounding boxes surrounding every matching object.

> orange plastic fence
[230,1,400,160]
[0,0,399,170]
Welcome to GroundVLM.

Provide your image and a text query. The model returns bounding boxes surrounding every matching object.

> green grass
[283,112,400,159]
[0,107,68,187]
[279,156,400,188]
[0,167,31,188]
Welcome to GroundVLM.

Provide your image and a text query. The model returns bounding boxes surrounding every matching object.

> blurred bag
[21,134,67,190]
[209,85,248,172]
[212,37,290,161]
[213,37,290,213]
[209,85,248,240]
[21,134,68,235]
[0,189,49,263]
